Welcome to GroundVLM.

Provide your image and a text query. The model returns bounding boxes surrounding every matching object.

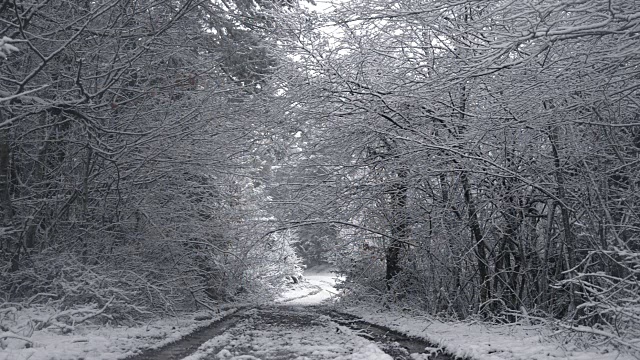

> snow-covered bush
[328,230,388,303]
[556,247,640,353]
[0,252,168,326]
[229,228,305,301]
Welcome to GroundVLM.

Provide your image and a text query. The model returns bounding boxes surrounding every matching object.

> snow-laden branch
[0,36,19,59]
[264,220,418,247]
[0,85,49,103]
[0,331,33,345]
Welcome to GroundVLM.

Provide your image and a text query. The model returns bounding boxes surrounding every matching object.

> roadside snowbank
[342,305,636,360]
[0,307,237,360]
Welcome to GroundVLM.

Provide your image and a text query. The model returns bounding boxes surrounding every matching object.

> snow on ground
[277,267,342,306]
[286,272,340,306]
[0,307,237,360]
[181,307,391,360]
[6,268,628,360]
[342,305,636,360]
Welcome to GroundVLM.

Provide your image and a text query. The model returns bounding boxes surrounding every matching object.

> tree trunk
[461,172,491,310]
[0,109,18,271]
[386,167,408,287]
[548,125,576,316]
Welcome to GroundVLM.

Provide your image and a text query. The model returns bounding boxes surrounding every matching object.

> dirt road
[126,305,451,360]
[125,270,452,360]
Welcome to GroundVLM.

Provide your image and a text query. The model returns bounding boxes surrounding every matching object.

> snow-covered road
[278,271,341,306]
[163,271,436,359]
[176,271,408,359]
[120,270,421,360]
[182,307,394,360]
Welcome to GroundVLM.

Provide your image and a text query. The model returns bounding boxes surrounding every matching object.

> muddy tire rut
[316,307,456,360]
[123,309,248,360]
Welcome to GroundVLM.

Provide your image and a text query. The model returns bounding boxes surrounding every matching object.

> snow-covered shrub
[329,232,388,303]
[228,228,305,301]
[0,252,167,326]
[556,247,640,353]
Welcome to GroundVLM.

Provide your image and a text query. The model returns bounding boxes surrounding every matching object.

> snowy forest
[1,0,640,358]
